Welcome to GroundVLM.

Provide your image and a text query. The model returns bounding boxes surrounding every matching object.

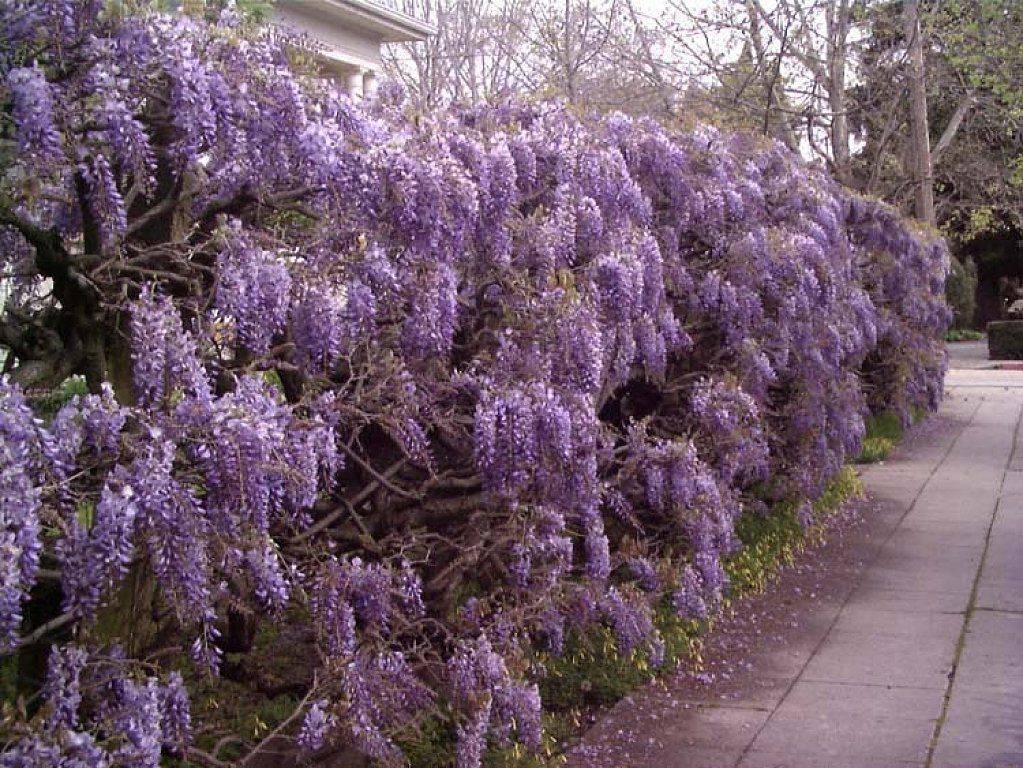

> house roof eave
[290,0,436,42]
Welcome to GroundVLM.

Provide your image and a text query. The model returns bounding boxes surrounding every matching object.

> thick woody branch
[932,91,976,166]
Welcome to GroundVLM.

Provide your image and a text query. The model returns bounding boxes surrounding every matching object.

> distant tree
[384,0,653,113]
[852,0,1023,323]
[853,0,1023,230]
[383,0,533,107]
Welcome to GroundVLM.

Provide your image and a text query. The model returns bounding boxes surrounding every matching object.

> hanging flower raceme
[0,378,46,649]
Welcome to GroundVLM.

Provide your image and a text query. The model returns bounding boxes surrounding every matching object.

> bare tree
[516,0,623,105]
[383,0,531,107]
[824,0,853,182]
[384,0,642,112]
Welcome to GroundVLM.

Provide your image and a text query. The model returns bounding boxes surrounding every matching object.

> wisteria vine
[0,3,948,766]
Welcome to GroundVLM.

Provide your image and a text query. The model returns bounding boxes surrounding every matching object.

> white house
[273,0,434,97]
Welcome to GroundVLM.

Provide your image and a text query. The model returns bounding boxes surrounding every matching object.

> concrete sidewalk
[569,362,1023,767]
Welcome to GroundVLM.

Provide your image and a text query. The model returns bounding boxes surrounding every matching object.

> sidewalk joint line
[972,606,1023,615]
[799,678,942,691]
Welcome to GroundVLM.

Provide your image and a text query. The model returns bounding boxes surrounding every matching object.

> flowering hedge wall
[0,3,949,766]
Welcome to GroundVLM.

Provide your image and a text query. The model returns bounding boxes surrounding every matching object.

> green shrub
[946,256,978,330]
[945,328,983,342]
[988,320,1023,360]
[856,410,905,463]
[857,437,894,463]
[30,375,88,418]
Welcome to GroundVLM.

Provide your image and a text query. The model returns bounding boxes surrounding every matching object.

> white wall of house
[274,0,433,97]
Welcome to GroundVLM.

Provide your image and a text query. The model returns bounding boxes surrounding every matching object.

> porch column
[363,69,379,97]
[344,68,364,98]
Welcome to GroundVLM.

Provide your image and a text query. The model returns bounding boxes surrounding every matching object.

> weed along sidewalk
[565,355,1023,768]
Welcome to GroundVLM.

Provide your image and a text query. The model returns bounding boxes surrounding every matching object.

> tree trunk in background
[826,0,852,185]
[627,0,675,118]
[904,0,935,226]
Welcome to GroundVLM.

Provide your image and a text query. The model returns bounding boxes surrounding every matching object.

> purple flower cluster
[0,378,44,649]
[80,154,127,251]
[297,699,336,752]
[215,228,292,355]
[130,288,211,410]
[309,555,427,663]
[56,473,137,620]
[449,635,543,766]
[6,66,63,167]
[1,644,191,768]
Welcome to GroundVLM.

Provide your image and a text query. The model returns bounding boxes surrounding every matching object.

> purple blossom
[130,288,211,410]
[57,471,137,619]
[448,635,543,753]
[159,672,191,753]
[298,700,336,752]
[673,565,708,620]
[402,263,459,360]
[109,678,164,768]
[80,154,127,251]
[455,700,491,768]
[627,556,661,592]
[0,378,44,648]
[215,230,292,355]
[42,645,87,733]
[7,66,63,166]
[341,650,432,764]
[0,10,952,765]
[126,436,212,624]
[289,281,345,374]
[600,587,655,657]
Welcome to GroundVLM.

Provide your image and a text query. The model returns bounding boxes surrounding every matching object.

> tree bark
[626,0,675,118]
[903,0,935,226]
[744,1,800,153]
[826,0,852,184]
[932,91,976,166]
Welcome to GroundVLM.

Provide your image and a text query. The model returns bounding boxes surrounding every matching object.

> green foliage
[945,328,983,342]
[401,716,459,768]
[934,1,1023,241]
[987,319,1023,360]
[190,678,300,762]
[31,375,88,419]
[0,655,19,706]
[856,410,907,464]
[868,411,903,442]
[946,257,978,329]
[540,626,669,714]
[853,1,1023,244]
[857,437,894,464]
[730,467,863,593]
[939,1,1023,112]
[813,467,864,516]
[261,368,284,393]
[729,502,804,595]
